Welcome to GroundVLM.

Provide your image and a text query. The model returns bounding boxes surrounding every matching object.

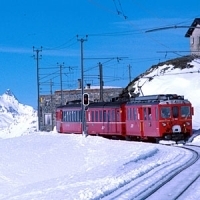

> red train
[56,94,194,142]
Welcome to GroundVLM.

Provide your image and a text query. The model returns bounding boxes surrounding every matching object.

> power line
[146,25,200,33]
[42,36,78,50]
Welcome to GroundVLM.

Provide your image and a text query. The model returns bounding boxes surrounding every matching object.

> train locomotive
[56,94,193,142]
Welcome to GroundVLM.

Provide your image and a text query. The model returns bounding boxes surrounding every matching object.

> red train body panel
[86,101,126,137]
[55,94,193,142]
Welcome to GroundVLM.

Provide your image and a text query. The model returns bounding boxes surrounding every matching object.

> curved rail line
[100,144,199,200]
[172,144,200,199]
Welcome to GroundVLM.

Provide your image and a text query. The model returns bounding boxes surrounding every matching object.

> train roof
[56,100,126,109]
[56,94,191,109]
[127,94,187,104]
[88,101,126,108]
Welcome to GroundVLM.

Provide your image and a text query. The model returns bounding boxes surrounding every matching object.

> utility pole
[33,46,42,131]
[99,62,103,101]
[50,79,54,131]
[57,62,64,105]
[77,35,88,136]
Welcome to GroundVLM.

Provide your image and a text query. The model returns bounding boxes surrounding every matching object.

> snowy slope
[0,133,199,200]
[0,89,37,138]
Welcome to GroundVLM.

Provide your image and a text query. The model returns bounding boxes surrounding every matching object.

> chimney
[86,83,91,89]
[78,79,81,89]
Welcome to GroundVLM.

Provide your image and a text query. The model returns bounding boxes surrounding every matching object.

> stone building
[39,85,123,131]
[185,18,200,56]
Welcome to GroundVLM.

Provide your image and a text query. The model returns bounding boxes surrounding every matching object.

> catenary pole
[57,62,64,105]
[33,46,42,131]
[77,35,88,136]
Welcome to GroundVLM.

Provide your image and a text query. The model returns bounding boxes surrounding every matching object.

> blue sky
[0,0,200,108]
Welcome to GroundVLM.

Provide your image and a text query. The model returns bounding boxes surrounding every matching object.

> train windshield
[180,106,190,118]
[161,107,170,118]
[172,106,179,118]
[161,106,191,119]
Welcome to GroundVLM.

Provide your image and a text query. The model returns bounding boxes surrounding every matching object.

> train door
[107,108,120,135]
[119,104,126,136]
[138,107,144,137]
[110,109,116,133]
[56,109,62,132]
[143,106,156,137]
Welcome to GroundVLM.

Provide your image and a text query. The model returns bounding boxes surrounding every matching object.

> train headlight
[162,123,166,126]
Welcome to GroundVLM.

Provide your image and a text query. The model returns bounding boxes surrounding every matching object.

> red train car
[86,101,126,138]
[125,94,193,142]
[56,101,82,134]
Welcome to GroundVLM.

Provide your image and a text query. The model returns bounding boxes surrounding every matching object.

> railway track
[146,144,200,200]
[100,144,200,200]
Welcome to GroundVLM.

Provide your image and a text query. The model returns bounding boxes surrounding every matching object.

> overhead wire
[42,36,78,51]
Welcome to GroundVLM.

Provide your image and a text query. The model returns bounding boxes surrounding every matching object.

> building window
[190,37,194,45]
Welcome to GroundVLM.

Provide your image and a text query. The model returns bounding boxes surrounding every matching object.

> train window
[79,110,82,121]
[161,107,171,118]
[66,111,68,122]
[155,108,158,120]
[64,111,67,122]
[137,108,140,120]
[70,111,73,122]
[76,111,79,121]
[71,111,74,122]
[61,111,65,121]
[127,108,130,120]
[147,107,152,120]
[71,111,73,122]
[130,108,132,120]
[133,108,136,120]
[91,111,94,122]
[99,110,102,122]
[181,106,190,118]
[62,111,64,121]
[66,111,69,122]
[73,111,76,122]
[108,110,110,122]
[172,106,179,118]
[116,110,120,122]
[75,111,77,121]
[61,111,64,121]
[95,111,98,122]
[68,111,71,122]
[103,110,107,122]
[144,108,147,120]
[112,110,115,121]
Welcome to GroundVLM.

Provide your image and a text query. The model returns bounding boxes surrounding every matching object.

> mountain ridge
[0,90,37,138]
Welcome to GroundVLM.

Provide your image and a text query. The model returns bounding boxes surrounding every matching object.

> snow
[0,59,200,199]
[0,132,199,200]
